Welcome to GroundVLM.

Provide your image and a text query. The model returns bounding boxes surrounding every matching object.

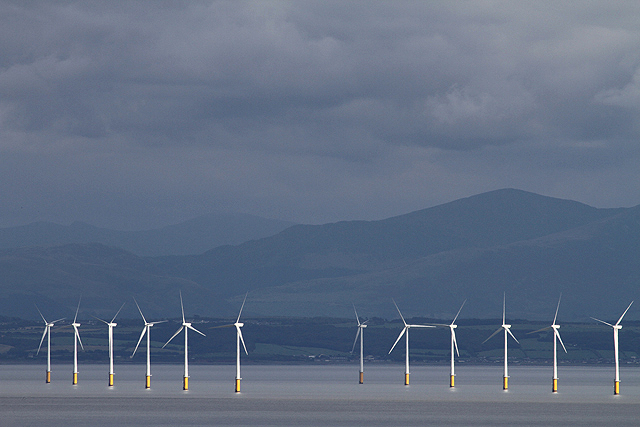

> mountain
[0,189,637,321]
[0,213,295,256]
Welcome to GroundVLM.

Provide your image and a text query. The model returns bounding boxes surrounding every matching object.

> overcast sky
[2,1,640,229]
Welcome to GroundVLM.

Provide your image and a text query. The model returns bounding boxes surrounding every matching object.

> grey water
[1,363,640,426]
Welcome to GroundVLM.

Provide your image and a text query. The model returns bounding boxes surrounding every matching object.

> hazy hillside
[0,189,637,321]
[0,212,295,256]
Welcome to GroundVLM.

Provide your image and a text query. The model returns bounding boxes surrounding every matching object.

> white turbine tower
[71,298,84,385]
[483,293,519,390]
[388,300,435,385]
[213,293,249,392]
[351,304,368,384]
[93,303,125,387]
[162,291,206,390]
[131,298,167,389]
[528,294,567,393]
[430,300,466,388]
[591,301,634,395]
[35,305,64,383]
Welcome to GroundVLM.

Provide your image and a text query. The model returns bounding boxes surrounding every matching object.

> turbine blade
[502,293,506,325]
[210,324,235,329]
[389,327,406,354]
[507,328,519,344]
[616,301,634,326]
[451,299,467,325]
[37,327,47,355]
[591,317,614,328]
[452,328,460,357]
[483,327,503,344]
[351,328,361,353]
[163,326,184,348]
[236,293,248,324]
[187,324,206,337]
[35,304,47,324]
[92,315,109,325]
[74,326,84,350]
[528,326,552,335]
[51,318,65,324]
[554,329,568,353]
[392,299,407,326]
[552,293,562,325]
[131,326,147,358]
[179,290,185,324]
[73,297,81,324]
[149,320,168,326]
[111,302,126,323]
[237,325,248,355]
[408,324,436,328]
[133,298,147,324]
[353,304,361,326]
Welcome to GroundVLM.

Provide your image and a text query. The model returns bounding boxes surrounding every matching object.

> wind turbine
[35,305,64,383]
[162,291,206,390]
[591,301,634,395]
[71,298,84,385]
[351,304,368,384]
[212,293,249,392]
[528,294,567,393]
[483,293,519,390]
[131,298,167,389]
[388,300,435,385]
[430,300,466,388]
[93,303,125,387]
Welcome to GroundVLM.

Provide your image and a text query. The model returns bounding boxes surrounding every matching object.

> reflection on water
[1,364,640,426]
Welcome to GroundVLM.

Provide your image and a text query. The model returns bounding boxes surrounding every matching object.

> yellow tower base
[450,375,455,388]
[73,372,78,385]
[235,378,241,393]
[405,373,410,386]
[614,380,620,395]
[146,375,151,389]
[109,373,114,387]
[552,378,558,393]
[183,376,189,390]
[46,371,51,384]
[503,376,508,390]
[359,372,364,384]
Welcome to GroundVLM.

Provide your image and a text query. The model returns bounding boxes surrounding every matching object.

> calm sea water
[1,363,640,426]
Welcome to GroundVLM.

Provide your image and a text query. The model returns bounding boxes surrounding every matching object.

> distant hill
[0,212,295,256]
[0,189,637,322]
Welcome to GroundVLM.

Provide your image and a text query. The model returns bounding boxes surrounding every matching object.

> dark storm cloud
[1,1,640,228]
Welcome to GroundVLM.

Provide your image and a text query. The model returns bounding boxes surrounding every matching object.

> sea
[1,363,640,426]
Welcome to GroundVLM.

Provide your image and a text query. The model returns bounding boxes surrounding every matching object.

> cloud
[1,1,640,228]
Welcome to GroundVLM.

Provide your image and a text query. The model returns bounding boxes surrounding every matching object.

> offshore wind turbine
[430,300,466,388]
[528,294,567,393]
[131,298,167,389]
[93,303,125,387]
[71,298,84,385]
[483,293,519,390]
[162,291,206,390]
[388,300,435,385]
[351,304,368,384]
[35,305,64,383]
[212,293,249,392]
[591,301,634,395]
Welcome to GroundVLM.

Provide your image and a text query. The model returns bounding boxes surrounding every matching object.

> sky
[2,1,640,230]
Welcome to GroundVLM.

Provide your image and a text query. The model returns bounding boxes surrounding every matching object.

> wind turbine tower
[94,303,125,386]
[71,298,84,385]
[163,291,206,390]
[131,298,167,389]
[351,305,368,384]
[591,301,633,395]
[35,305,64,383]
[388,300,434,385]
[483,293,519,390]
[213,293,249,392]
